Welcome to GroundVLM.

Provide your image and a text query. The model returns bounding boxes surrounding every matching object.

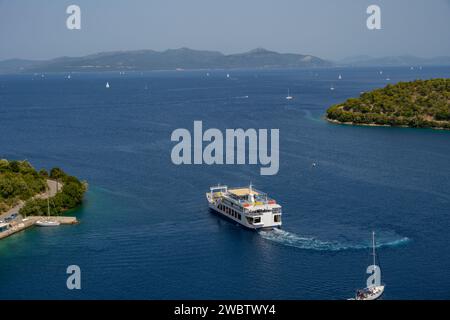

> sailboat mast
[47,186,50,217]
[372,231,376,266]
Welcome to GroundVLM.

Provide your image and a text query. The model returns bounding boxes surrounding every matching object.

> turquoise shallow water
[0,66,449,299]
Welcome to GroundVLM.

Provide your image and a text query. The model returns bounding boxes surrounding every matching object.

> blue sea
[0,67,449,299]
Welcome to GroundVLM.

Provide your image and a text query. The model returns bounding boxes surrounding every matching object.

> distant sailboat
[285,89,294,100]
[350,232,385,300]
[330,84,335,91]
[338,74,342,80]
[106,82,110,88]
[226,73,230,79]
[67,74,71,79]
[386,77,391,81]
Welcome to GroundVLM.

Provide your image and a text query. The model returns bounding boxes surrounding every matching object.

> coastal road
[0,179,62,221]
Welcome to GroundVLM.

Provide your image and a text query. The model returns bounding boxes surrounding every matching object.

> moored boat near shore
[35,190,61,227]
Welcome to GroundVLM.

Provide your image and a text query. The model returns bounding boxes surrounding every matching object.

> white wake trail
[259,228,410,251]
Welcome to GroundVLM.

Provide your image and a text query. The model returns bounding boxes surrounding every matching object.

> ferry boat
[206,184,282,230]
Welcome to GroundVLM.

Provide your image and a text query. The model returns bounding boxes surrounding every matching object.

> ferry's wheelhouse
[206,185,282,229]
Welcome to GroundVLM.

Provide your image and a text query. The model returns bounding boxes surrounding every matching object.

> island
[326,79,450,130]
[0,160,87,239]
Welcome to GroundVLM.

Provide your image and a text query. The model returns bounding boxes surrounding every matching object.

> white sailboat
[35,191,60,227]
[351,232,385,300]
[285,89,294,100]
[338,74,342,80]
[330,84,335,91]
[106,82,110,88]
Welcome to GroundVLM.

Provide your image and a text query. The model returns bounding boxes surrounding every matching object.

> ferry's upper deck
[228,187,259,197]
[208,185,280,211]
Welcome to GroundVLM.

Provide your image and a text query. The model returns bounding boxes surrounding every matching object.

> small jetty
[0,216,77,240]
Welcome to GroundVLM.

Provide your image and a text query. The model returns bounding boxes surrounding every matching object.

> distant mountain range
[337,55,450,67]
[1,49,449,73]
[0,59,39,73]
[0,48,330,73]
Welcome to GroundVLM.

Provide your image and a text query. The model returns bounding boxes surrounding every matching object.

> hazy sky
[1,0,450,61]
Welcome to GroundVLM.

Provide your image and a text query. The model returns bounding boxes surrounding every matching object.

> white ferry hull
[207,198,281,230]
